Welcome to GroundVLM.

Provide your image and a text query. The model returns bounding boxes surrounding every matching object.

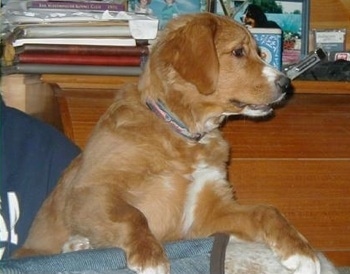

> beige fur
[14,13,322,274]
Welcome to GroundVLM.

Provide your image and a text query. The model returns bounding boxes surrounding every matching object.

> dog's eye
[232,48,245,57]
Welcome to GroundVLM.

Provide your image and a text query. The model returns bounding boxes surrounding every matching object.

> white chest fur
[182,162,227,234]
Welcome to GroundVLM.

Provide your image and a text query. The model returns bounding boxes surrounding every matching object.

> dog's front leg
[68,189,169,274]
[121,208,170,274]
[188,188,320,274]
[121,205,170,274]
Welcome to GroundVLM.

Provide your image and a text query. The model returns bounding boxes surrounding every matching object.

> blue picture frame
[128,0,210,29]
[216,0,310,66]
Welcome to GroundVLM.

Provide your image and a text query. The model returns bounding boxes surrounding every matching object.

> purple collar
[146,99,204,141]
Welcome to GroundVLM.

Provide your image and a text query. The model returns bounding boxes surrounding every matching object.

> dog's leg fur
[106,202,169,273]
[186,182,320,273]
[12,157,83,257]
[17,183,169,273]
[63,184,169,273]
[12,182,69,257]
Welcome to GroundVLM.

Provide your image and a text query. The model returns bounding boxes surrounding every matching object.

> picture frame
[128,0,211,29]
[216,0,310,66]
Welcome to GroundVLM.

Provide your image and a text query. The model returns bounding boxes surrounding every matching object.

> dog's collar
[146,99,204,142]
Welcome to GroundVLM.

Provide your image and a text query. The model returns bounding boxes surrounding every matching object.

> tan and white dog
[14,13,323,274]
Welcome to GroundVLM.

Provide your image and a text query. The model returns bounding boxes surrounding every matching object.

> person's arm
[0,97,81,259]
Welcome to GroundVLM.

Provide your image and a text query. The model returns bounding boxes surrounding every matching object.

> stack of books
[1,0,159,75]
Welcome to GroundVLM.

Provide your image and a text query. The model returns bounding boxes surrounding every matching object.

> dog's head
[139,13,290,135]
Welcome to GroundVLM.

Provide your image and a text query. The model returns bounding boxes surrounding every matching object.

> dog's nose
[275,75,291,93]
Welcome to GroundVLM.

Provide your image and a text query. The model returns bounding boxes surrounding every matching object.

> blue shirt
[0,98,81,259]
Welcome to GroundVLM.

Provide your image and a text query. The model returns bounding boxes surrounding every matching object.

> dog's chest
[178,135,231,233]
[136,134,230,238]
[171,131,230,184]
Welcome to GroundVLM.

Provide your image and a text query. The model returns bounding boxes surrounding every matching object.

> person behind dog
[135,0,153,15]
[0,95,81,259]
[241,4,281,29]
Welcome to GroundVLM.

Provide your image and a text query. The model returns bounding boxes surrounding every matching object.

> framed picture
[128,0,211,29]
[216,0,310,66]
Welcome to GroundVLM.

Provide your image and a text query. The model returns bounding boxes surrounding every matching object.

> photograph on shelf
[313,28,347,53]
[222,0,310,67]
[128,0,211,29]
[215,0,245,16]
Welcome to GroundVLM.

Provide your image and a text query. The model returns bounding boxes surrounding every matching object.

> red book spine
[18,53,143,66]
[17,44,149,56]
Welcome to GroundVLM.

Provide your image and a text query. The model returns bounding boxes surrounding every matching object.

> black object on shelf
[296,60,350,81]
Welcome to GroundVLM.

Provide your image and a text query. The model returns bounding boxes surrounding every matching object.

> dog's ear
[160,16,219,95]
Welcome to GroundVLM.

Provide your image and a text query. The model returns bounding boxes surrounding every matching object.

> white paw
[129,264,169,274]
[283,254,321,274]
[62,235,92,253]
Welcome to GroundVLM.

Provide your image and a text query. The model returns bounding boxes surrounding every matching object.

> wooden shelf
[41,74,138,90]
[293,80,350,94]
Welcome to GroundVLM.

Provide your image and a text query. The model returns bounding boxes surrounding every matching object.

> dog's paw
[127,241,169,274]
[128,264,169,274]
[62,235,92,253]
[282,254,321,274]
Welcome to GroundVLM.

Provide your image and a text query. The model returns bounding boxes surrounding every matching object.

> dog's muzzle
[275,75,291,94]
[227,74,291,118]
